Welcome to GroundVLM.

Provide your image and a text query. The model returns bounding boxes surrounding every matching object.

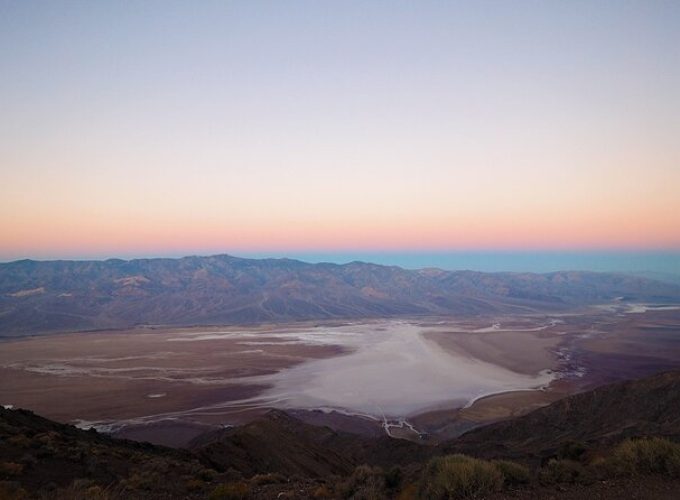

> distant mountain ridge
[1,254,679,336]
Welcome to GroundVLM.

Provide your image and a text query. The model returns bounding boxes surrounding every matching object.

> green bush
[492,460,530,486]
[418,454,503,499]
[607,437,680,476]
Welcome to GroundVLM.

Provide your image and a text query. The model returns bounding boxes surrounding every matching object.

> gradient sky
[1,1,679,261]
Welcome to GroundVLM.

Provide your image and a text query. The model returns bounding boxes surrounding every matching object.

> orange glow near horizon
[2,144,679,258]
[3,199,680,259]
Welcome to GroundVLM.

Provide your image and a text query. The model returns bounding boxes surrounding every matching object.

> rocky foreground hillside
[2,254,679,336]
[2,371,680,498]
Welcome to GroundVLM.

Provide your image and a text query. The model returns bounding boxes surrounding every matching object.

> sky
[1,1,679,265]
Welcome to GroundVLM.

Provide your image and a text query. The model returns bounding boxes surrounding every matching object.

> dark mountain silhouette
[0,405,206,498]
[188,409,428,478]
[189,410,356,478]
[2,254,679,336]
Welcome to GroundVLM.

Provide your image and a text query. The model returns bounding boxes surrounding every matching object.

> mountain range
[2,254,680,336]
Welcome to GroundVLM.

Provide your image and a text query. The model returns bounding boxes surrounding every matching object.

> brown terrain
[2,371,680,499]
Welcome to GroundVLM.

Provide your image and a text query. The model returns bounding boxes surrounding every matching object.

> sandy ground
[408,308,680,441]
[423,326,561,375]
[0,326,346,426]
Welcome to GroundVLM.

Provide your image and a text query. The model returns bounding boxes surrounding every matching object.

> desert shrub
[418,454,503,499]
[36,431,61,446]
[0,462,24,478]
[538,459,590,485]
[606,437,680,476]
[384,466,403,491]
[54,479,112,500]
[0,481,28,500]
[82,485,109,500]
[396,483,418,500]
[668,449,680,476]
[18,453,36,468]
[312,484,333,498]
[186,478,205,492]
[223,468,244,482]
[197,467,218,482]
[492,460,530,486]
[209,481,250,500]
[0,420,15,434]
[339,465,387,499]
[7,435,30,447]
[557,441,589,462]
[70,478,96,490]
[121,471,163,491]
[250,472,286,485]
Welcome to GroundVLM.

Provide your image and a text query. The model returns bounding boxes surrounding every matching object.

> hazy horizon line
[2,249,679,277]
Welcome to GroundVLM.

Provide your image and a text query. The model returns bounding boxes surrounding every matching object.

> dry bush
[209,481,251,500]
[312,484,333,498]
[492,460,530,486]
[395,483,418,500]
[538,459,590,485]
[120,471,163,491]
[197,467,218,482]
[339,465,388,499]
[7,435,30,447]
[607,437,680,476]
[557,441,589,461]
[418,454,503,499]
[186,478,205,492]
[0,481,28,500]
[0,462,24,478]
[51,479,115,500]
[383,466,403,491]
[250,472,286,485]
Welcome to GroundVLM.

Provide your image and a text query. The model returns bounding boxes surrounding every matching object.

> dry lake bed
[1,303,679,446]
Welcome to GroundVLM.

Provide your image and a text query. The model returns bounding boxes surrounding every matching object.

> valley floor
[0,304,679,447]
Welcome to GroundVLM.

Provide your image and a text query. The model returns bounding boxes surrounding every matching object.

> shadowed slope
[441,371,680,462]
[4,372,680,498]
[188,409,427,478]
[0,406,207,498]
